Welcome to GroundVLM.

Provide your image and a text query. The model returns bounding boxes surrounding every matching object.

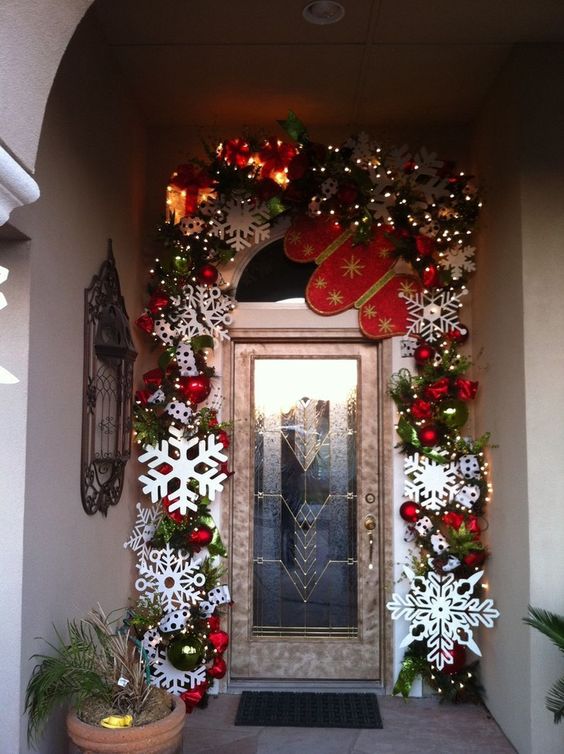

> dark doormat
[234,691,383,729]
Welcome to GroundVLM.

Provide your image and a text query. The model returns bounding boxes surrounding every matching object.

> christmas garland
[127,112,498,708]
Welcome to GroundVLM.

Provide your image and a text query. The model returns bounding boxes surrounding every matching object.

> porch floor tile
[183,693,516,753]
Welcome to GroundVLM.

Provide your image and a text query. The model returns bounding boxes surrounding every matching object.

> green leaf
[267,196,286,219]
[524,606,564,655]
[396,416,419,446]
[278,110,308,143]
[158,348,175,371]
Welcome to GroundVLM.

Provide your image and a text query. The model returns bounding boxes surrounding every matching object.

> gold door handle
[364,515,376,570]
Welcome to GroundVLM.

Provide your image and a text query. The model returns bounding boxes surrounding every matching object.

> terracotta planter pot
[66,694,185,754]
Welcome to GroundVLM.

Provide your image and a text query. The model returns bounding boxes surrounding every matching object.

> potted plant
[524,605,564,724]
[25,605,185,753]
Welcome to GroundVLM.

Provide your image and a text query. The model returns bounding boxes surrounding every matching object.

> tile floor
[183,693,516,754]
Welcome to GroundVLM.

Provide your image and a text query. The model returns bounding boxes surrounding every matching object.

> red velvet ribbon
[425,377,450,401]
[415,236,435,257]
[454,377,478,400]
[180,681,209,713]
[143,368,164,387]
[208,630,229,655]
[147,292,170,314]
[134,390,151,406]
[410,398,433,421]
[135,313,154,334]
[170,163,212,215]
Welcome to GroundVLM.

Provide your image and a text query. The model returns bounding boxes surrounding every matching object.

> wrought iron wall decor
[81,241,137,515]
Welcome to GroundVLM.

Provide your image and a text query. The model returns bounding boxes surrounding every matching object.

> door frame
[221,320,395,691]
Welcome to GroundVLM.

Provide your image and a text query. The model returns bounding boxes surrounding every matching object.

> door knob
[364,515,376,570]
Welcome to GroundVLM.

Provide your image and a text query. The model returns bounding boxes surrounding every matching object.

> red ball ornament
[207,615,221,632]
[187,525,214,551]
[463,550,487,568]
[208,629,229,655]
[179,374,211,405]
[417,424,441,447]
[399,501,420,523]
[208,657,227,679]
[448,325,469,344]
[197,264,219,286]
[442,644,467,674]
[413,344,435,367]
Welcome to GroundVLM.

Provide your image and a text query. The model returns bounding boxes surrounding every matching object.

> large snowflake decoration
[387,567,500,670]
[0,266,18,384]
[165,284,233,343]
[440,245,476,280]
[135,545,206,611]
[139,424,227,515]
[399,289,466,343]
[210,197,270,252]
[123,502,161,563]
[411,147,449,205]
[344,132,377,164]
[142,627,207,695]
[404,452,460,512]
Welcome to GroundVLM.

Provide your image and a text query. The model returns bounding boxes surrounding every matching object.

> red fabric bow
[147,291,170,314]
[143,368,165,387]
[454,377,478,400]
[181,681,209,713]
[135,313,154,334]
[425,377,451,401]
[134,390,151,406]
[415,236,435,257]
[410,399,433,421]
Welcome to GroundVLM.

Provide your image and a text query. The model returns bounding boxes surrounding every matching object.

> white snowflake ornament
[387,566,500,670]
[123,503,161,563]
[169,284,233,342]
[411,147,449,204]
[142,627,207,695]
[0,266,18,384]
[458,455,481,480]
[135,545,206,612]
[210,197,270,252]
[345,132,377,164]
[139,424,227,515]
[400,289,467,344]
[440,245,476,280]
[404,453,460,512]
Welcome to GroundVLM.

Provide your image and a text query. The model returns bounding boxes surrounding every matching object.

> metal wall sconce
[81,241,137,515]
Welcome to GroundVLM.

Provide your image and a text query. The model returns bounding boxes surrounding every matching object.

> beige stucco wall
[5,11,146,753]
[473,46,564,754]
[0,0,94,173]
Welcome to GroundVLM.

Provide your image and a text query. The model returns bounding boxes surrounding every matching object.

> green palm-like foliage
[25,606,151,746]
[524,605,564,724]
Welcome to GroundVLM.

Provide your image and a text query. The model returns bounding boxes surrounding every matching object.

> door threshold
[227,679,385,694]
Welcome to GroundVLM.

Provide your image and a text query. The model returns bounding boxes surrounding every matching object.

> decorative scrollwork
[81,241,137,515]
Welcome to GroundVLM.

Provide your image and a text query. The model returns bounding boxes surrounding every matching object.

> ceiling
[93,0,564,131]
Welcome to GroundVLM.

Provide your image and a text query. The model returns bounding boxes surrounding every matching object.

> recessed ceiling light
[303,1,345,25]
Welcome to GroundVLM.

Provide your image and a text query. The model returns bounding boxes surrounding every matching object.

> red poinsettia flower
[219,138,252,168]
[258,139,297,181]
[425,377,451,401]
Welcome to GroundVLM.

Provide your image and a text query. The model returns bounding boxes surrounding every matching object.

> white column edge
[0,145,40,225]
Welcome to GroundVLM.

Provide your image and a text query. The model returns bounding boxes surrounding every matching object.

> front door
[229,339,383,683]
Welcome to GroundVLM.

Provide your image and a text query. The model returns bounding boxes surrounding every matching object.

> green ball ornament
[438,398,468,429]
[167,634,204,671]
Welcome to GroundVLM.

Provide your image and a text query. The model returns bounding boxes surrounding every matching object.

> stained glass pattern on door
[252,358,358,638]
